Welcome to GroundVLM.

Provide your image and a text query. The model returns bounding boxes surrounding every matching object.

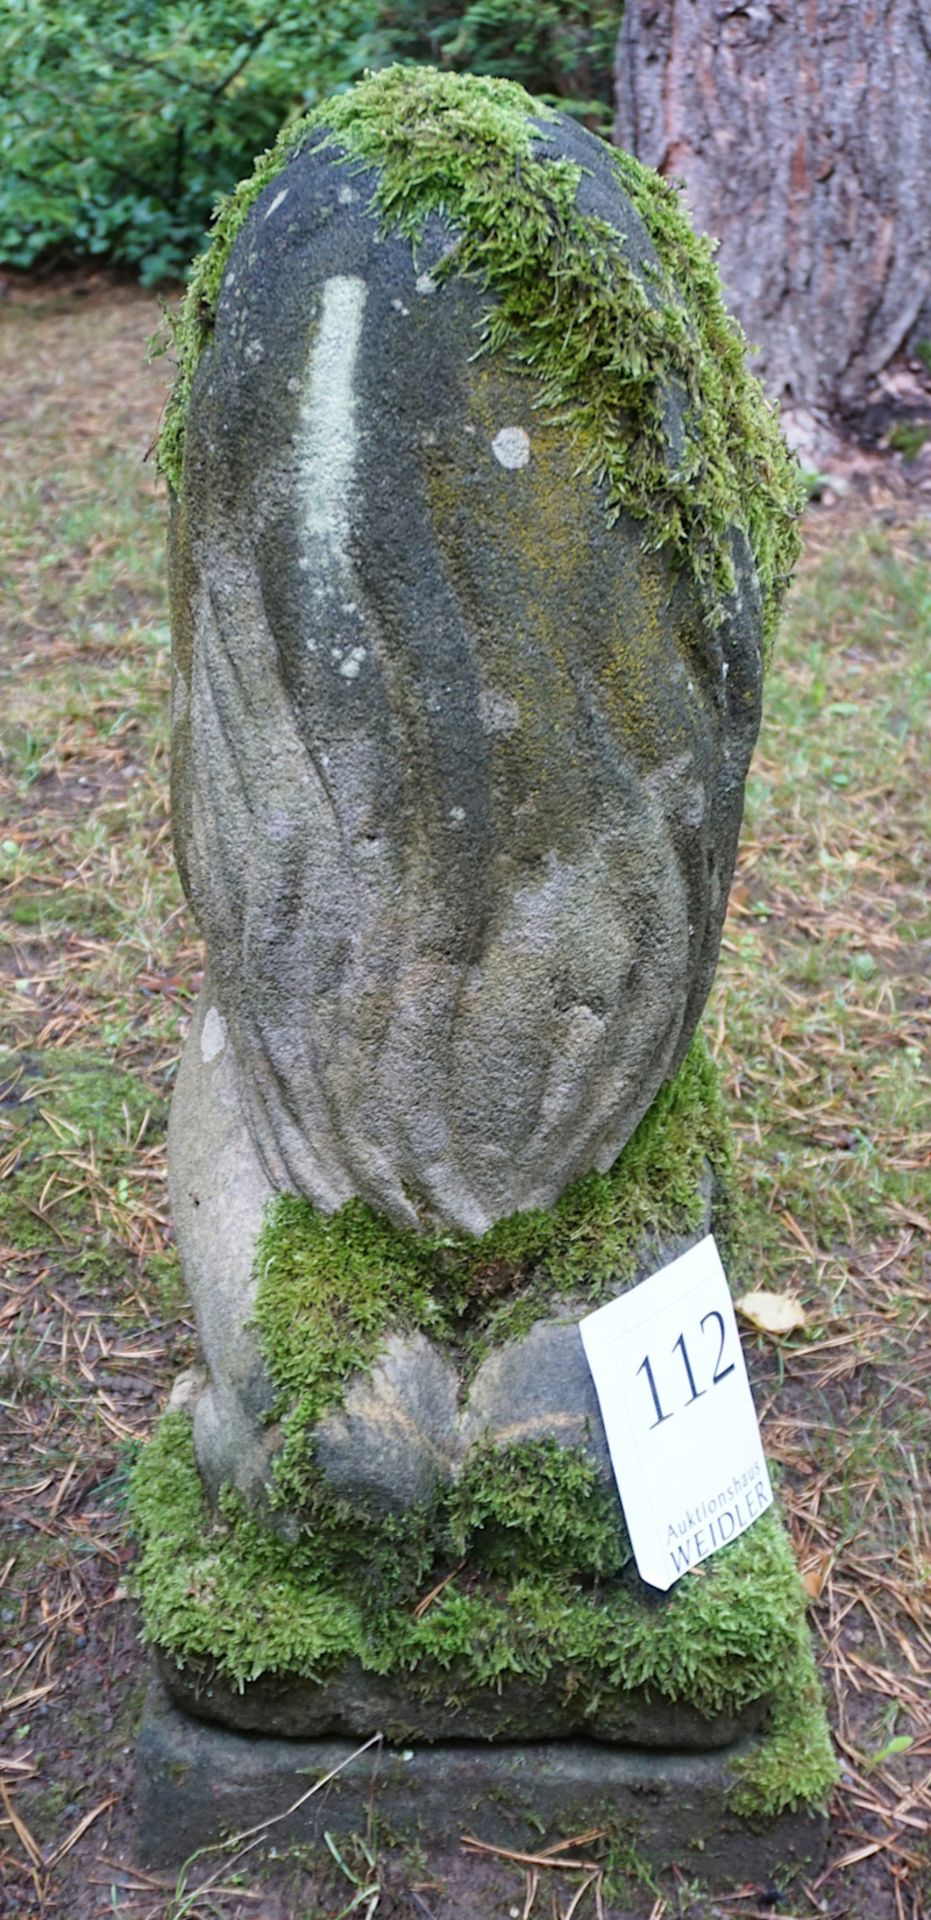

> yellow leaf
[801,1550,832,1601]
[736,1289,807,1336]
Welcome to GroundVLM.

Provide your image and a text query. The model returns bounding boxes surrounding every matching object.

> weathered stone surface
[312,1332,461,1510]
[144,77,826,1816]
[166,976,279,1503]
[169,111,764,1241]
[156,1648,766,1748]
[169,1014,712,1504]
[137,1682,828,1881]
[460,1180,715,1474]
[312,1174,713,1510]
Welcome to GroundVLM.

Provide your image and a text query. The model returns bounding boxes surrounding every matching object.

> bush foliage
[0,0,620,284]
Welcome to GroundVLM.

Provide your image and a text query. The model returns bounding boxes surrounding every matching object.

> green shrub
[356,0,619,125]
[0,0,620,285]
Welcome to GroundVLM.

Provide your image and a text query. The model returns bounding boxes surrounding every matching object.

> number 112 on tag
[637,1308,734,1427]
[579,1236,773,1592]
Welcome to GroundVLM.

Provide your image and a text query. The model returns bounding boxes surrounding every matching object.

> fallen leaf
[736,1289,807,1336]
[801,1550,832,1600]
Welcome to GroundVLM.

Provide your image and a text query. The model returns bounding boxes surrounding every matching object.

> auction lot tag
[579,1235,772,1591]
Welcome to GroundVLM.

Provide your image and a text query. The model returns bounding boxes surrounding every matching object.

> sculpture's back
[133,68,834,1879]
[167,68,793,1236]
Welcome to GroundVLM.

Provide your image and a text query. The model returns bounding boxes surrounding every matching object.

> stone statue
[135,67,833,1875]
[169,116,775,1246]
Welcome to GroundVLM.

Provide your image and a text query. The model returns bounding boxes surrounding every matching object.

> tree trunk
[614,1,931,454]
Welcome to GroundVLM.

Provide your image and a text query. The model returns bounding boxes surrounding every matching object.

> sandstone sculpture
[133,67,833,1874]
[165,71,797,1245]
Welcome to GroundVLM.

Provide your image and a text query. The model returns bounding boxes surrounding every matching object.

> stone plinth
[138,1683,827,1883]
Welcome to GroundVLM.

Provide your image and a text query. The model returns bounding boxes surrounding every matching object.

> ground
[0,271,929,1920]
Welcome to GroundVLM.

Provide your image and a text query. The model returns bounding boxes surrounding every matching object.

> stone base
[137,1681,828,1884]
[155,1644,767,1748]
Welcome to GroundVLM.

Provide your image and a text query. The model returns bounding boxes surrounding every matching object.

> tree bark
[614,1,931,451]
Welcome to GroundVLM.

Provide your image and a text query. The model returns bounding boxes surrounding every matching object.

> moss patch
[887,420,930,462]
[446,1438,630,1580]
[130,1412,835,1818]
[158,65,802,646]
[130,1029,834,1821]
[254,1036,734,1510]
[0,1048,167,1281]
[730,1642,838,1822]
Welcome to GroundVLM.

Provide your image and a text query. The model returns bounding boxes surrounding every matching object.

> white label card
[579,1235,772,1592]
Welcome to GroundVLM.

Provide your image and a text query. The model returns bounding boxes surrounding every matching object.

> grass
[0,277,929,1918]
[706,510,931,1909]
[887,422,931,462]
[715,517,930,1267]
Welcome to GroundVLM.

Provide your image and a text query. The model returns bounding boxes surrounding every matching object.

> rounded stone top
[165,68,801,1234]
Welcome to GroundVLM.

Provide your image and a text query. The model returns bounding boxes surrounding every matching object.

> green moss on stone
[130,1412,368,1683]
[446,1439,630,1579]
[132,1028,833,1821]
[730,1629,837,1822]
[158,65,802,646]
[253,1035,734,1511]
[130,1412,835,1818]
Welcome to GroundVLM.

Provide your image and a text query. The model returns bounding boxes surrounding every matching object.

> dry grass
[0,277,929,1920]
[708,495,931,1920]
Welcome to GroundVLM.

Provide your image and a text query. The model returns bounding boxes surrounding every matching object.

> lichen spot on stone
[171,664,189,725]
[263,188,289,220]
[478,688,520,735]
[492,426,531,470]
[200,1006,227,1064]
[415,272,436,296]
[339,646,367,681]
[299,275,367,565]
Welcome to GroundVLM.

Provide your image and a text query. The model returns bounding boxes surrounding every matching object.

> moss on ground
[7,886,121,935]
[158,65,802,646]
[0,1048,167,1280]
[254,1035,734,1511]
[130,1412,835,1818]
